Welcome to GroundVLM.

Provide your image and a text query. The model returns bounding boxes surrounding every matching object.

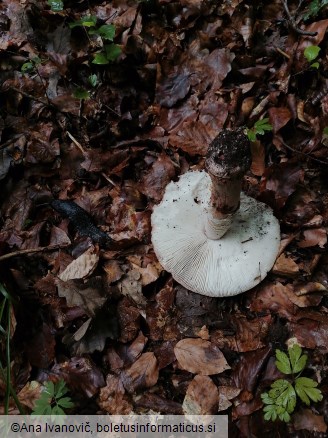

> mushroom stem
[204,128,251,240]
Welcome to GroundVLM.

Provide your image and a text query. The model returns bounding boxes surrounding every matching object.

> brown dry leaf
[121,352,159,393]
[117,297,140,343]
[298,228,327,248]
[289,319,328,350]
[182,375,219,415]
[139,153,177,202]
[130,262,162,286]
[25,323,56,368]
[135,393,183,414]
[103,260,124,283]
[119,269,146,310]
[56,277,106,317]
[294,282,327,296]
[174,338,230,375]
[52,357,105,398]
[268,107,292,133]
[250,140,265,176]
[50,226,71,246]
[218,386,241,412]
[212,314,272,352]
[293,408,327,433]
[272,252,299,277]
[99,374,132,414]
[58,246,99,281]
[169,120,217,156]
[18,381,42,410]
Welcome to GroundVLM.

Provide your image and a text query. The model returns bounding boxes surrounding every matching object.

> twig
[0,244,70,263]
[9,87,50,107]
[280,139,328,164]
[282,0,317,36]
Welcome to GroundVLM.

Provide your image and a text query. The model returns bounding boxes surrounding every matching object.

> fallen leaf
[174,338,230,375]
[18,381,42,410]
[218,386,241,412]
[56,277,106,317]
[135,393,183,414]
[293,408,327,433]
[268,107,292,133]
[58,246,99,281]
[121,352,159,393]
[99,374,132,414]
[298,228,327,248]
[182,375,219,415]
[272,252,299,277]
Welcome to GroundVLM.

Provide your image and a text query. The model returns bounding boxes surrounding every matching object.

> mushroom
[151,128,280,297]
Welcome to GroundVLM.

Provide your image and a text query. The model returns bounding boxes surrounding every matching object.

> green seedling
[247,118,273,142]
[69,16,121,65]
[32,380,74,415]
[261,344,323,422]
[21,56,42,74]
[303,0,328,19]
[47,0,64,12]
[304,45,321,69]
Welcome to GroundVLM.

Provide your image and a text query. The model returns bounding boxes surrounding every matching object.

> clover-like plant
[261,345,323,422]
[247,118,273,142]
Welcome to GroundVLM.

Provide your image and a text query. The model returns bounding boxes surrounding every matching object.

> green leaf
[275,350,292,374]
[47,0,64,12]
[51,405,66,416]
[323,127,328,135]
[310,62,320,69]
[57,397,74,408]
[263,404,278,421]
[88,74,98,87]
[97,24,116,40]
[92,52,109,65]
[254,118,273,134]
[288,344,307,374]
[44,381,55,397]
[304,45,321,63]
[247,129,256,142]
[54,380,68,399]
[73,88,90,99]
[295,377,323,405]
[261,392,275,405]
[104,44,121,61]
[69,16,97,29]
[21,62,34,73]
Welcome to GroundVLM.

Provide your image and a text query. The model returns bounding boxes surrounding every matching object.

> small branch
[0,244,70,263]
[280,139,328,165]
[282,0,317,36]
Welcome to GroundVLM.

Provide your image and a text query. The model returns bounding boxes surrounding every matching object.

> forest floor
[0,0,328,436]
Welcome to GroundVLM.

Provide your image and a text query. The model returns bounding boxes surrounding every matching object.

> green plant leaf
[21,62,34,73]
[44,381,55,397]
[88,74,98,87]
[97,24,116,40]
[73,88,90,99]
[104,44,122,61]
[323,127,328,135]
[275,350,292,374]
[92,53,109,65]
[263,404,277,421]
[254,118,273,135]
[304,45,321,62]
[247,129,256,142]
[52,405,66,415]
[288,344,307,374]
[69,16,97,29]
[57,397,74,409]
[47,0,64,12]
[295,377,323,405]
[54,380,68,399]
[310,62,320,69]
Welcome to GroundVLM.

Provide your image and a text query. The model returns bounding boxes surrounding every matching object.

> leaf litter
[0,0,327,434]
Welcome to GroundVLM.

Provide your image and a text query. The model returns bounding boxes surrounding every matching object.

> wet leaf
[182,375,219,415]
[121,352,159,393]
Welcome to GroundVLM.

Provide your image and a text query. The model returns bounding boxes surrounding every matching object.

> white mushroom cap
[151,171,280,297]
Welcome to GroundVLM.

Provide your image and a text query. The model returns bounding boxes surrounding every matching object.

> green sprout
[304,45,321,69]
[47,0,64,12]
[247,118,273,142]
[69,17,121,65]
[261,345,323,422]
[32,380,74,415]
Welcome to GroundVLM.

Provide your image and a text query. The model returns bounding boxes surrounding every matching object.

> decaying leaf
[58,246,99,281]
[99,374,132,414]
[174,338,230,375]
[121,352,159,393]
[182,375,219,415]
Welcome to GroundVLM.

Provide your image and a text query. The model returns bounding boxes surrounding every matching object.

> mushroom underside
[151,171,280,297]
